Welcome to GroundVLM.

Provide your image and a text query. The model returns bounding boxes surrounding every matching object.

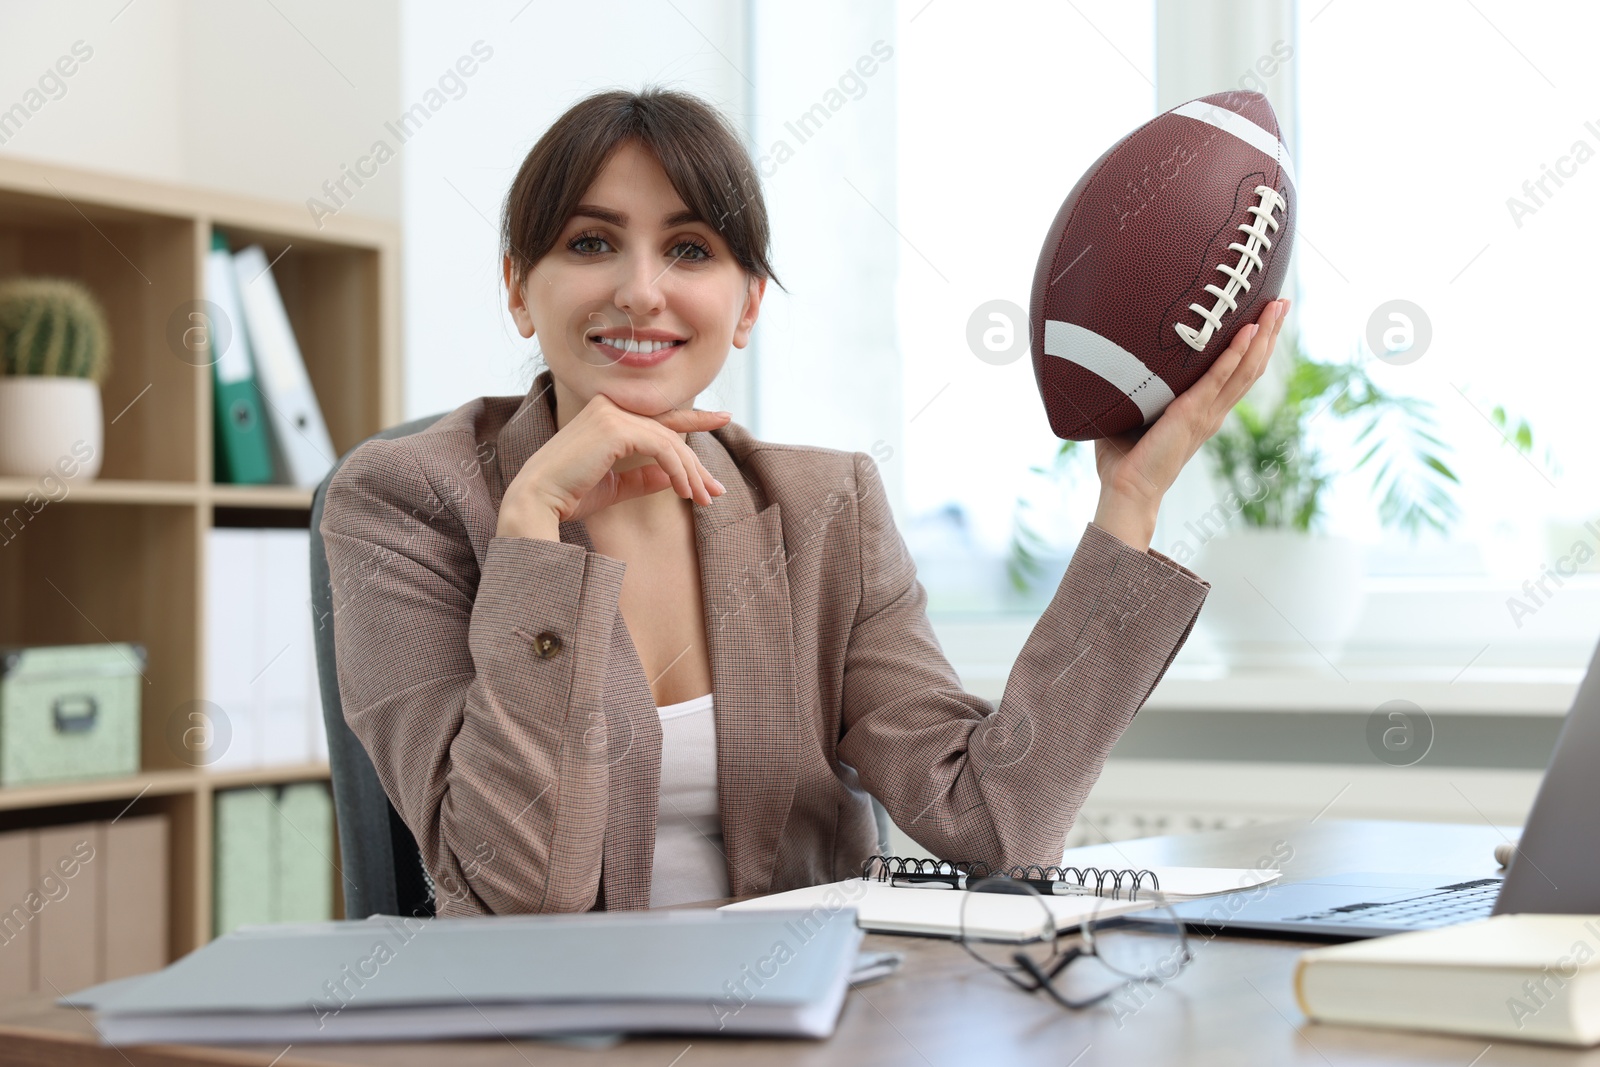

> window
[894,0,1157,614]
[1290,0,1599,666]
[1296,0,1595,581]
[894,0,1598,670]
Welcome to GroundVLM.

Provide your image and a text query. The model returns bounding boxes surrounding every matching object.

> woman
[321,87,1288,917]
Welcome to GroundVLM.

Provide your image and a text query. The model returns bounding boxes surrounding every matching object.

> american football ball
[1029,90,1296,441]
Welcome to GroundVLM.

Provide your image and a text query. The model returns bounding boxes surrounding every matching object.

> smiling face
[505,139,765,431]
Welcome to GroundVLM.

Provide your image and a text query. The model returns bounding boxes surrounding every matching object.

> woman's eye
[567,232,713,261]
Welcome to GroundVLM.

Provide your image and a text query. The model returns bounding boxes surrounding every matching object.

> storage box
[0,643,144,786]
[214,781,334,936]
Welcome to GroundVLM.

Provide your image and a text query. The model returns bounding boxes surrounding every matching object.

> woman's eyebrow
[571,204,703,228]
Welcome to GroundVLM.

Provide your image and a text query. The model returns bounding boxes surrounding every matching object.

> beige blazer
[320,368,1211,916]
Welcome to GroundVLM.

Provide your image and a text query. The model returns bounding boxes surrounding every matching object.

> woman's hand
[497,392,731,539]
[1091,297,1290,552]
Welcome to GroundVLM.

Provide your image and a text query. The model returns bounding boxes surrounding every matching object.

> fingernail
[714,410,732,418]
[712,477,726,491]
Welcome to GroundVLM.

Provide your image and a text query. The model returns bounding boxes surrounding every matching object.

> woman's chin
[591,376,703,417]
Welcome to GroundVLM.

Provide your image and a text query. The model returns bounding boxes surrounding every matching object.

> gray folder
[80,908,863,1044]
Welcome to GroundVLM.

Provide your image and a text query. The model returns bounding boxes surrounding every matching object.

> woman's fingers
[642,424,696,502]
[650,422,717,505]
[585,396,730,509]
[674,435,712,504]
[656,407,734,432]
[609,464,674,508]
[1206,299,1285,417]
[659,409,729,504]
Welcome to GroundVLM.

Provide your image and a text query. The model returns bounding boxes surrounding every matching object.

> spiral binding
[861,854,1163,898]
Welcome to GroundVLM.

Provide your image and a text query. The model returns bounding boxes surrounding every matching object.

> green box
[0,643,144,786]
[214,787,274,935]
[214,781,335,937]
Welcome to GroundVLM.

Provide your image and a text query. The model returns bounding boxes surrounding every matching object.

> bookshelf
[0,155,401,961]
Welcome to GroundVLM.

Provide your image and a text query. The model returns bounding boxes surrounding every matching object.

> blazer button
[532,631,562,658]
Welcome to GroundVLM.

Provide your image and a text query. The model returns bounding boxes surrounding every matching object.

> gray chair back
[311,413,445,919]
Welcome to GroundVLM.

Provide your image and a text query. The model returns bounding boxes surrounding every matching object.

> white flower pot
[1192,529,1366,670]
[0,377,104,479]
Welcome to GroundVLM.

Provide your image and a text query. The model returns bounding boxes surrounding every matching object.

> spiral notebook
[721,855,1282,942]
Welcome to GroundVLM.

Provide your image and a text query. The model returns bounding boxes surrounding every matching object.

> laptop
[1132,634,1600,940]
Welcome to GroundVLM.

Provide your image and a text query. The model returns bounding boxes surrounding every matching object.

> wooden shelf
[0,154,399,963]
[0,477,202,505]
[0,763,331,813]
[207,484,316,509]
[0,480,318,508]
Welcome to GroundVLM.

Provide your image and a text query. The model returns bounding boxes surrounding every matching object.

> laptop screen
[1493,634,1600,915]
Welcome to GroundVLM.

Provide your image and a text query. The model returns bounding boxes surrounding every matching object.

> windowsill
[943,656,1580,716]
[931,614,1587,716]
[1136,662,1580,715]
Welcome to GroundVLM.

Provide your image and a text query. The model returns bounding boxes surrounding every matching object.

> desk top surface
[5,818,1594,1067]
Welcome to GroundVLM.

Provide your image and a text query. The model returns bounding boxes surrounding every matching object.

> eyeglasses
[956,876,1194,1010]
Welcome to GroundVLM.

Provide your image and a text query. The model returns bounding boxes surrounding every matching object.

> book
[201,528,257,770]
[35,824,98,993]
[231,244,336,488]
[254,528,317,766]
[203,528,323,771]
[1295,914,1600,1046]
[214,783,335,936]
[1,817,168,998]
[205,231,274,485]
[721,855,1281,941]
[212,787,273,935]
[74,910,863,1044]
[274,782,335,924]
[0,829,32,997]
[101,815,169,981]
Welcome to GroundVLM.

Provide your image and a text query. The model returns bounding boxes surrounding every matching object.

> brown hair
[500,86,785,296]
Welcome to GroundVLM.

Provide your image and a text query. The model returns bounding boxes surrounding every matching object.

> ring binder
[861,854,1164,899]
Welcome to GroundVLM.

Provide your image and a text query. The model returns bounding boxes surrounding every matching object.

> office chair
[309,414,898,919]
[311,412,446,920]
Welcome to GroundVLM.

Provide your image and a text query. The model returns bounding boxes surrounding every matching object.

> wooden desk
[3,818,1594,1067]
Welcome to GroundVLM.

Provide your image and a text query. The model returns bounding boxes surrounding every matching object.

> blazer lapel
[686,431,800,898]
[491,371,801,901]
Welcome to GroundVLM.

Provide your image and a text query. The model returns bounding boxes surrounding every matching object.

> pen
[890,872,967,890]
[891,873,1108,897]
[1030,880,1097,897]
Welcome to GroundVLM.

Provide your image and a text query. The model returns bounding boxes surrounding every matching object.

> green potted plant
[1007,330,1549,667]
[0,276,111,479]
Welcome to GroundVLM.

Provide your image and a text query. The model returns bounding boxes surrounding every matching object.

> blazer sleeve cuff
[1064,520,1210,635]
[468,535,628,691]
[1086,520,1211,587]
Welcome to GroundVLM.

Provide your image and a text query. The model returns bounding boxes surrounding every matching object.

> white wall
[2,1,899,470]
[0,0,400,221]
[397,0,754,420]
[747,3,900,472]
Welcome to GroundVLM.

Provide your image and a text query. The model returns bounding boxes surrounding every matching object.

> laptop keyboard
[1283,878,1502,928]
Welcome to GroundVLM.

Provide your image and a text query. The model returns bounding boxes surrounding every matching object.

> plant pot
[1192,529,1366,671]
[0,377,103,479]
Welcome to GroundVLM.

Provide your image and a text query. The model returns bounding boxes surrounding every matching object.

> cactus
[0,276,112,383]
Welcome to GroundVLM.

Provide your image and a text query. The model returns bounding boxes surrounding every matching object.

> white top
[648,692,730,907]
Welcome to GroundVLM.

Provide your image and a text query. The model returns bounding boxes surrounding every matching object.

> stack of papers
[65,910,863,1044]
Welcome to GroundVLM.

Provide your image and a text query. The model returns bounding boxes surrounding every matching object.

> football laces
[1174,184,1289,353]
